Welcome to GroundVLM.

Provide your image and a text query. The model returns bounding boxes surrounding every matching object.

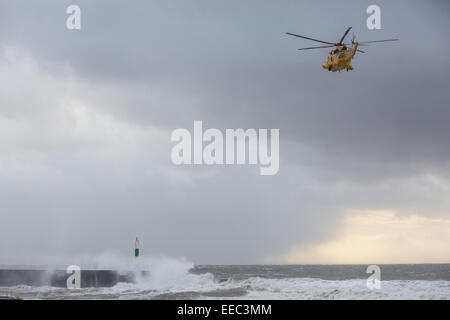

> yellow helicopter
[286,27,398,72]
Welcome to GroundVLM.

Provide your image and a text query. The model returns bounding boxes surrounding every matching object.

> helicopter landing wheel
[328,66,332,71]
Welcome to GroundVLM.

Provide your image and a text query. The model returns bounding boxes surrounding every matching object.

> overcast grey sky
[0,0,449,265]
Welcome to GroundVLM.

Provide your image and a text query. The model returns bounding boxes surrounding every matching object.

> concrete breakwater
[0,269,149,288]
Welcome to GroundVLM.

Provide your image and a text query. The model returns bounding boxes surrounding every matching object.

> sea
[1,261,449,300]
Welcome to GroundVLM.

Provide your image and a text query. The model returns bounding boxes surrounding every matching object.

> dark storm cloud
[0,0,449,263]
[2,0,448,169]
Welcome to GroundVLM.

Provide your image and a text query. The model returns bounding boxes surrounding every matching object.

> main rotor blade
[286,32,335,45]
[359,39,399,44]
[298,45,336,50]
[338,27,352,44]
[357,49,365,53]
[342,43,369,47]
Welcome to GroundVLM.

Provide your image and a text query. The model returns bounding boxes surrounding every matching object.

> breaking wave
[2,257,449,300]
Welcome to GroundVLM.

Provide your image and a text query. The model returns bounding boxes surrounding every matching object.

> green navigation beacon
[134,237,140,258]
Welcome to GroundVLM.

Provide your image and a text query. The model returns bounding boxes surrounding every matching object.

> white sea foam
[111,259,450,300]
[3,276,449,300]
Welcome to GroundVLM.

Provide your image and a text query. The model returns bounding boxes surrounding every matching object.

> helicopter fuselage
[322,43,359,72]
